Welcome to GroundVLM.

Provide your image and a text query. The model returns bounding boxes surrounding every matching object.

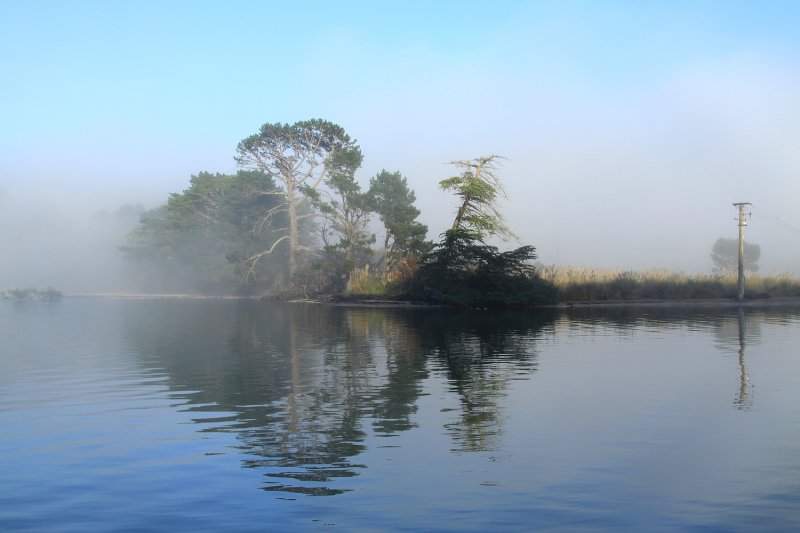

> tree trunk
[287,184,298,277]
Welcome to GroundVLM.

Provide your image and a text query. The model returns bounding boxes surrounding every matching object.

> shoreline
[555,296,800,309]
[54,294,800,309]
[64,293,257,300]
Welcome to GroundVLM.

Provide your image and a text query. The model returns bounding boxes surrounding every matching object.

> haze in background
[2,1,799,292]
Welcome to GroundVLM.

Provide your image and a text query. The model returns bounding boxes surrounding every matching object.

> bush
[410,231,559,308]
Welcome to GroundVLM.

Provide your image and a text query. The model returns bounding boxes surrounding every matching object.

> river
[1,298,799,531]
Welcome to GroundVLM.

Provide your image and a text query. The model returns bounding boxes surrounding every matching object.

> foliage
[540,266,800,301]
[409,155,555,308]
[292,246,354,297]
[342,258,420,298]
[122,170,289,294]
[296,250,417,299]
[439,155,512,244]
[367,170,430,268]
[314,148,375,266]
[235,119,361,277]
[711,237,760,273]
[345,265,387,296]
[412,230,559,308]
[120,119,439,298]
[384,256,421,293]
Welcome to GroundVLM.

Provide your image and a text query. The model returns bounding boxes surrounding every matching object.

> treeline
[122,119,557,307]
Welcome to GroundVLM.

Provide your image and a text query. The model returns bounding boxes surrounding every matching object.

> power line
[750,204,800,237]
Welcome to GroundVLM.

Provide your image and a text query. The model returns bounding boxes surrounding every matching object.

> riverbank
[540,267,800,302]
[556,296,800,309]
[325,295,800,310]
[64,293,256,299]
[46,293,800,310]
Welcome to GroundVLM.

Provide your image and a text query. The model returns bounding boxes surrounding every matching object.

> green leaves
[235,119,361,276]
[410,154,557,307]
[413,231,558,308]
[314,149,373,265]
[440,155,513,244]
[368,170,430,266]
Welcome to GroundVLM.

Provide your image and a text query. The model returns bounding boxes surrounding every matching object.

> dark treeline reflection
[411,310,558,451]
[122,301,556,495]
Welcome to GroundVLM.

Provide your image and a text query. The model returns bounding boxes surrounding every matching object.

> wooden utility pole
[733,202,751,301]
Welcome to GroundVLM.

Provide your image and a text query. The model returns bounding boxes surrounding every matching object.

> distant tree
[711,237,760,274]
[368,170,430,269]
[235,119,360,277]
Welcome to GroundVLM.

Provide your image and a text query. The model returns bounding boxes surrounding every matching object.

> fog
[2,2,799,293]
[0,188,141,293]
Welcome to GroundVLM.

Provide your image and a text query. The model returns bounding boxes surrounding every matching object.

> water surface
[2,299,799,531]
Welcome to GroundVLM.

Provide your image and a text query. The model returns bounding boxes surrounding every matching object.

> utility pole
[733,202,751,301]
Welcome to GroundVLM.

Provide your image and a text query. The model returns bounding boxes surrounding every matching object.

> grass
[344,265,389,297]
[538,266,800,302]
[344,258,419,298]
[343,261,800,304]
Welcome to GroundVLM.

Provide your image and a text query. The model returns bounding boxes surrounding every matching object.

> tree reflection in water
[122,301,800,496]
[124,300,554,495]
[563,304,797,411]
[412,311,555,452]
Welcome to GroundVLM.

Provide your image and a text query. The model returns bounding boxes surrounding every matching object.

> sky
[1,0,799,290]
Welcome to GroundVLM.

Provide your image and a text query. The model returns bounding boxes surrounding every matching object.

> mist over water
[0,190,141,293]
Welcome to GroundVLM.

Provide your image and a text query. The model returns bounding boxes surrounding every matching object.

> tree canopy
[122,170,289,293]
[439,155,513,245]
[314,148,374,265]
[368,170,430,268]
[121,122,553,306]
[235,119,361,277]
[412,230,558,307]
[411,155,557,307]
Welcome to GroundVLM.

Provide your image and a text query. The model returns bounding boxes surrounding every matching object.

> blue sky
[2,0,799,281]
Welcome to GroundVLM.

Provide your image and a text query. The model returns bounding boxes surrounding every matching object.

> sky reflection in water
[1,299,799,531]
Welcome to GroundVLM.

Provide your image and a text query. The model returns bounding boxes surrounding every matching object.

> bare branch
[244,235,291,279]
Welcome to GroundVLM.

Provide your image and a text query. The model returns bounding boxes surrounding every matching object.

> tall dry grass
[345,265,387,296]
[538,265,800,301]
[345,258,419,297]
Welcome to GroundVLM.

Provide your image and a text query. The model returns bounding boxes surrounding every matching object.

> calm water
[1,299,799,531]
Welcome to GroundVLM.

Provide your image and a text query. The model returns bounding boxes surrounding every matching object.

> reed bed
[538,266,800,302]
[345,265,389,296]
[345,262,800,302]
[345,258,419,297]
